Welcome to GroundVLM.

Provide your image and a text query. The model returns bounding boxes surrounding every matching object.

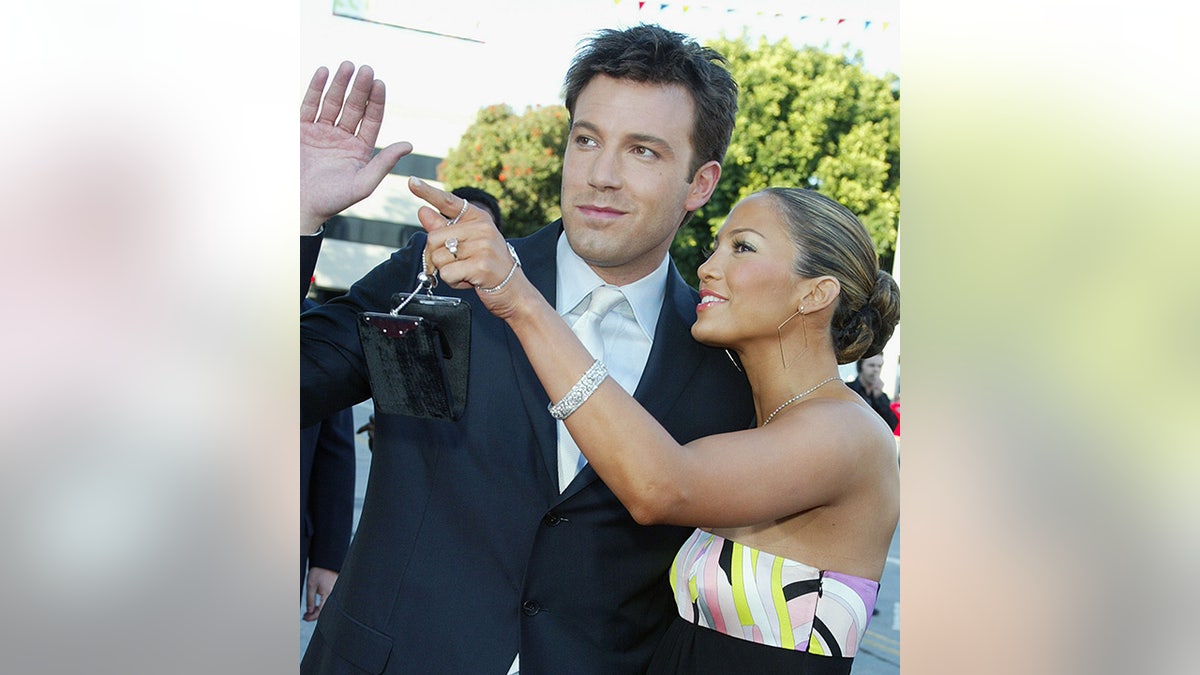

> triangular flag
[837,18,846,25]
[865,20,872,29]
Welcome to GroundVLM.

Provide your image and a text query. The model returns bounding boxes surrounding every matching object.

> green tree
[438,104,569,238]
[682,36,900,286]
[439,37,899,287]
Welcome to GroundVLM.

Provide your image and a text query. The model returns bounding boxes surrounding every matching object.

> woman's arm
[407,178,867,527]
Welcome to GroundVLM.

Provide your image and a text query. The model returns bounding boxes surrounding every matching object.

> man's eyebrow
[570,120,602,137]
[626,132,672,150]
[571,121,673,153]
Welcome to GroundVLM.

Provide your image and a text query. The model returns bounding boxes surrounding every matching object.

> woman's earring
[724,349,743,372]
[776,306,807,369]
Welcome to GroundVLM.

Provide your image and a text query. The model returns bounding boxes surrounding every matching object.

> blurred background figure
[848,353,899,434]
[300,298,357,622]
[451,186,504,234]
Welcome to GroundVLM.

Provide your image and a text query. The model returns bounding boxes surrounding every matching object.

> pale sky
[301,0,899,155]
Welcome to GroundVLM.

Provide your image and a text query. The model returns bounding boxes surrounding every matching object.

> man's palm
[298,62,412,232]
[301,120,379,224]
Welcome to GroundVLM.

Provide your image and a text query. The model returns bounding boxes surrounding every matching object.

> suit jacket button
[542,513,562,526]
[521,601,541,616]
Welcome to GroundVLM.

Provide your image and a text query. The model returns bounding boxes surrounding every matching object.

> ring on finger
[445,237,460,257]
[447,199,469,226]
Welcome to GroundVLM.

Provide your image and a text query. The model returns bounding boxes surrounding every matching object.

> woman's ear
[800,276,841,313]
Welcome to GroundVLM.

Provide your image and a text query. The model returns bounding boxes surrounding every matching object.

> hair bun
[863,270,900,356]
[833,269,900,363]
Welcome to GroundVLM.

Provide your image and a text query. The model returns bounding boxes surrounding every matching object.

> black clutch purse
[357,269,471,420]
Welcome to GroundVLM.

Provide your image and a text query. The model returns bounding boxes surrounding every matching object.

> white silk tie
[557,286,627,491]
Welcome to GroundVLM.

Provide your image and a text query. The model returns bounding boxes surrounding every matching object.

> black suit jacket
[847,378,899,432]
[300,299,357,587]
[299,222,754,674]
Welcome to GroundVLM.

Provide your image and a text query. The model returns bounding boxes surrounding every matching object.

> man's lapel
[632,263,705,419]
[502,223,567,502]
[559,260,704,500]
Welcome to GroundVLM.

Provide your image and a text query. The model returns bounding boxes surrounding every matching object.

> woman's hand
[408,177,535,320]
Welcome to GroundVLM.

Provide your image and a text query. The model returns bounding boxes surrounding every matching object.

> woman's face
[692,193,803,349]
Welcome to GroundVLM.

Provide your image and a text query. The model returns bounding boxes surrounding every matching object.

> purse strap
[391,249,439,316]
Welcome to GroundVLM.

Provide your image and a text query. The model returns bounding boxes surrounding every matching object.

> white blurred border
[903,1,1200,673]
[1,3,297,673]
[3,1,1198,673]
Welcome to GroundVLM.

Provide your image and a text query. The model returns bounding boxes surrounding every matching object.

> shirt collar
[555,231,668,343]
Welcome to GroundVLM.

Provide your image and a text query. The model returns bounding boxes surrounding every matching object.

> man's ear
[800,276,842,313]
[684,160,721,212]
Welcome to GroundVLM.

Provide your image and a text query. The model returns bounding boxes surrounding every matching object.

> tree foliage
[438,37,899,287]
[438,104,569,238]
[679,36,900,285]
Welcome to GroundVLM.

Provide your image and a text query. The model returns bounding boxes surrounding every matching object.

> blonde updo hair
[763,188,900,364]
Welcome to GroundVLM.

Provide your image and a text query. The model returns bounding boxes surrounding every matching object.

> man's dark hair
[562,23,738,177]
[451,186,504,233]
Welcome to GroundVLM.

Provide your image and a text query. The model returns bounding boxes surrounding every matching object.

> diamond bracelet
[478,242,521,294]
[548,360,609,420]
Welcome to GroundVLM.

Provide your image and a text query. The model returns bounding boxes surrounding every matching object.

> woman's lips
[697,289,727,311]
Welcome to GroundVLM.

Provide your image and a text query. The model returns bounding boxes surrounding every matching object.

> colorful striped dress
[647,529,879,674]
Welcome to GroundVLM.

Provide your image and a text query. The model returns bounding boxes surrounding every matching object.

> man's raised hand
[300,62,413,234]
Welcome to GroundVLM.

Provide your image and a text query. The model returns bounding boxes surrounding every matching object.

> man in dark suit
[451,186,504,234]
[298,25,754,673]
[848,353,899,432]
[300,298,357,623]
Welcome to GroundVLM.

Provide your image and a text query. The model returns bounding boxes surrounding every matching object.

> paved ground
[847,526,900,673]
[302,402,901,672]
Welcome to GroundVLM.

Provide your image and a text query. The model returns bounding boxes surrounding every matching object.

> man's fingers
[300,67,329,122]
[356,79,388,150]
[305,584,317,614]
[316,61,355,125]
[336,65,375,136]
[302,596,322,622]
[357,141,413,199]
[303,599,323,622]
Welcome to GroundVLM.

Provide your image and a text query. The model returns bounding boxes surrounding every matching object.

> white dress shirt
[507,233,668,675]
[554,232,666,490]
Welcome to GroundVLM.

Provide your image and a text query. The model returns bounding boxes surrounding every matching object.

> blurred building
[303,2,499,301]
[308,152,444,303]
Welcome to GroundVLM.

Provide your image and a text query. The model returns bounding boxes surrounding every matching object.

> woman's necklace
[761,375,841,426]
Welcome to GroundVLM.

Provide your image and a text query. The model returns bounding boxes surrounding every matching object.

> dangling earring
[724,349,743,372]
[776,306,808,369]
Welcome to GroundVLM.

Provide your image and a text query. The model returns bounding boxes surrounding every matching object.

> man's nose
[587,149,622,189]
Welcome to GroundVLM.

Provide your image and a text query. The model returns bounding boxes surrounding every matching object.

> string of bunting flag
[615,1,893,31]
